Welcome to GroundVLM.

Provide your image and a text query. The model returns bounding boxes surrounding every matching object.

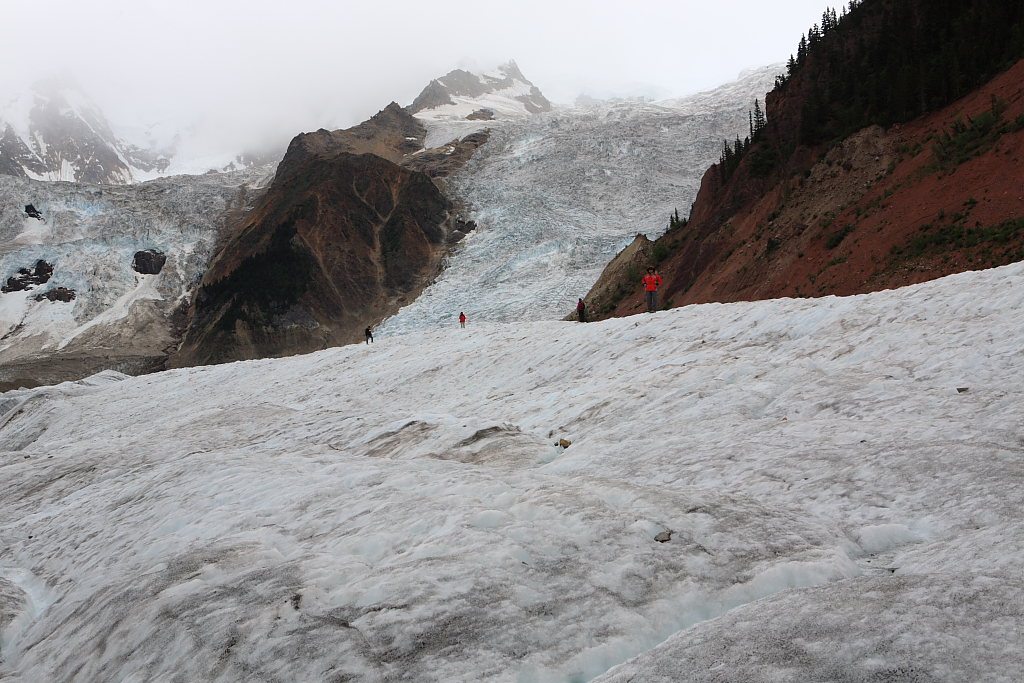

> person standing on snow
[642,266,663,312]
[577,297,587,322]
[365,326,374,344]
[459,312,467,328]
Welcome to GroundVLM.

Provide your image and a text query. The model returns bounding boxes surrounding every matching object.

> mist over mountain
[0,77,287,185]
[0,78,170,184]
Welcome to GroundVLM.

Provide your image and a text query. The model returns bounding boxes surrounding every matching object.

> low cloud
[2,0,841,158]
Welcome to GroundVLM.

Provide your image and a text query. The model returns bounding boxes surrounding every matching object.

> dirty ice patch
[593,573,1024,683]
[852,523,923,554]
[13,217,50,246]
[56,274,162,349]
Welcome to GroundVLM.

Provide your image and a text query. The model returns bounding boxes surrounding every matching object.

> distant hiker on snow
[459,312,467,328]
[577,297,587,322]
[642,266,663,312]
[365,326,374,344]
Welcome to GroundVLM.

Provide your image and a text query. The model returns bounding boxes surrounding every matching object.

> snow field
[0,262,1022,680]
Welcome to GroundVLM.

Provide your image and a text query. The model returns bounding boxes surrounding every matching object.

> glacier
[0,262,1021,681]
[381,66,780,336]
[0,167,272,386]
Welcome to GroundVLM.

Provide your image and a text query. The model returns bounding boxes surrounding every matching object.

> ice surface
[0,261,1021,681]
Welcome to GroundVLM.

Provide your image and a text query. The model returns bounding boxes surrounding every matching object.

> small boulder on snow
[132,250,167,275]
[24,204,43,220]
[466,108,495,121]
[35,287,76,303]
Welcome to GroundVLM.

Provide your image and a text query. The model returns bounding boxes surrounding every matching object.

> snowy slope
[381,66,781,336]
[0,262,1021,681]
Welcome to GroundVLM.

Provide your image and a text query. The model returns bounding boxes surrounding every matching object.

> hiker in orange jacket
[642,266,663,312]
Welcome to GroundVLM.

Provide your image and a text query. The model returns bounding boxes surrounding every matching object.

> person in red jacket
[576,297,587,322]
[459,312,467,328]
[642,266,663,312]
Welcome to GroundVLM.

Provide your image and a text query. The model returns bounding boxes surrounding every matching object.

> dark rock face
[0,126,46,179]
[407,80,456,114]
[132,250,167,275]
[35,287,76,302]
[171,151,455,366]
[170,96,497,367]
[402,131,491,179]
[2,260,53,293]
[516,89,551,114]
[24,204,42,220]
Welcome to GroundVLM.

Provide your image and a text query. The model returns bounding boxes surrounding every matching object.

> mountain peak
[493,59,525,81]
[407,61,551,121]
[0,77,170,184]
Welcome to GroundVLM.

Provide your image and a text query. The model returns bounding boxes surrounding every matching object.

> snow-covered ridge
[0,262,1021,681]
[410,60,553,149]
[656,63,783,114]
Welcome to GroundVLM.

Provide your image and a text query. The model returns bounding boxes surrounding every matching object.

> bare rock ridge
[587,0,1024,319]
[275,103,425,175]
[170,104,484,366]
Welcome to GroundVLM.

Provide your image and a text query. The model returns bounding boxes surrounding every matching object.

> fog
[3,0,842,158]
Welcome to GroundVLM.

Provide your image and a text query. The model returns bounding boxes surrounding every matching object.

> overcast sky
[3,0,841,157]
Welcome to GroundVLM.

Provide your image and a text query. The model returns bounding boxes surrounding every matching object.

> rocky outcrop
[401,131,491,180]
[573,235,653,319]
[2,260,53,293]
[35,287,76,302]
[274,103,424,180]
[169,94,506,367]
[171,147,456,366]
[132,250,167,275]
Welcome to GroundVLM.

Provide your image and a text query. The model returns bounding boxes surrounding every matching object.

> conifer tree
[752,99,766,139]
